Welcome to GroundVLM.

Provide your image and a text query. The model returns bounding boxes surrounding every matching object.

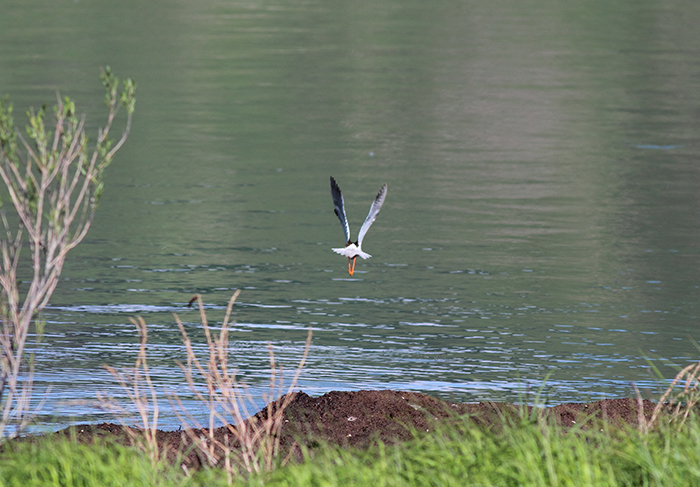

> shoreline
[31,389,660,471]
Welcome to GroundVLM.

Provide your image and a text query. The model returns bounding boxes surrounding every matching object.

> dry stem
[101,316,161,464]
[172,290,312,480]
[641,360,700,431]
[101,291,312,483]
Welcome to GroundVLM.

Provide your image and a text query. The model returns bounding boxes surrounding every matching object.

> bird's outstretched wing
[357,183,387,247]
[330,176,350,243]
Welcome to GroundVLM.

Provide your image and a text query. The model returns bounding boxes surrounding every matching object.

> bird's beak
[348,257,356,276]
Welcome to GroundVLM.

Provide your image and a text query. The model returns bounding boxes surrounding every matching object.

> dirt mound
[54,390,658,470]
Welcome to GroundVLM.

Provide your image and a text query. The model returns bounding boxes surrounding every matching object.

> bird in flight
[330,176,387,276]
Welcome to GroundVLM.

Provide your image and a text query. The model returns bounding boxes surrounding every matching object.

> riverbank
[4,389,697,486]
[53,390,657,470]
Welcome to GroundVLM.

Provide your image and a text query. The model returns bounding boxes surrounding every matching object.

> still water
[2,0,700,431]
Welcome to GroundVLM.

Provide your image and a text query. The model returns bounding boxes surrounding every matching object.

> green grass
[235,414,700,487]
[0,437,185,487]
[3,414,700,487]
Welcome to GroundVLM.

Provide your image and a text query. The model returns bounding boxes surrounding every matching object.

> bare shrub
[0,68,135,438]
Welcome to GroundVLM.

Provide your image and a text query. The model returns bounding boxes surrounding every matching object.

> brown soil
[52,390,659,470]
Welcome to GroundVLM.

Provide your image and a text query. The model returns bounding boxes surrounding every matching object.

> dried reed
[171,290,312,481]
[100,290,311,483]
[643,360,700,431]
[100,316,162,464]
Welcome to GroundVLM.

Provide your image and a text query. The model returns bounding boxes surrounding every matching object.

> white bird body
[330,176,387,276]
[332,243,371,260]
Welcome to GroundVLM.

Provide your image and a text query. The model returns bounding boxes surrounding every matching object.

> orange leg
[348,257,356,276]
